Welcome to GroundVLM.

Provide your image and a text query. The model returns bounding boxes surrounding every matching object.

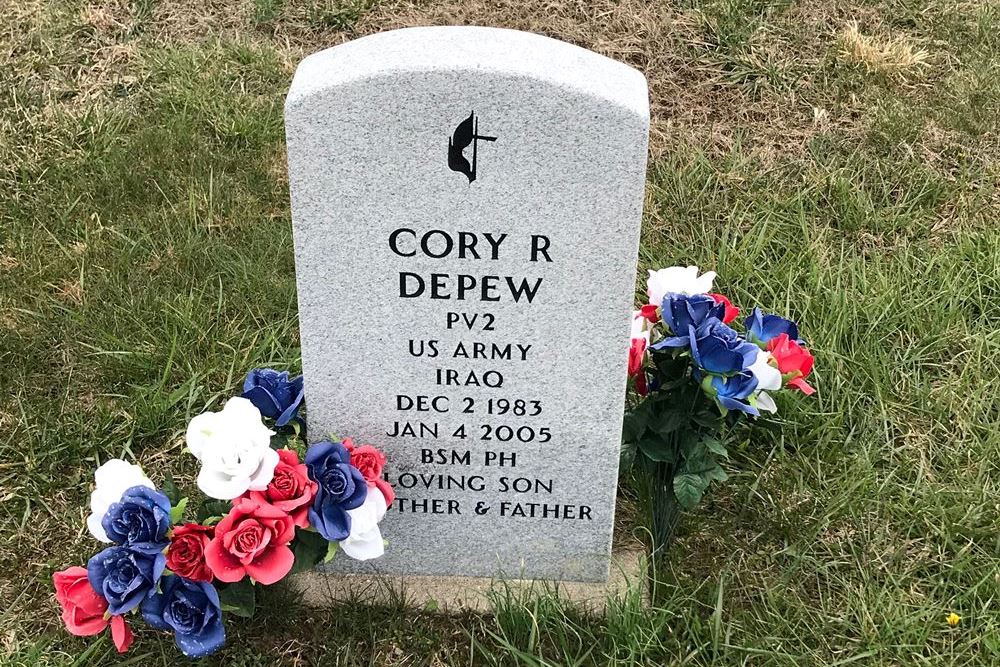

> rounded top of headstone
[286,26,649,119]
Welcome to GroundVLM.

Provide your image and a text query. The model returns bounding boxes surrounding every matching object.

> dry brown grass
[53,278,84,305]
[3,0,974,173]
[0,310,30,338]
[836,21,931,76]
[8,0,950,168]
[139,0,844,160]
[362,0,852,161]
[1,0,138,188]
[2,0,138,107]
[361,0,712,158]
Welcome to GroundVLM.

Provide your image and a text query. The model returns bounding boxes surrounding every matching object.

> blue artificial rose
[652,293,725,351]
[690,320,759,375]
[142,574,225,658]
[305,440,368,541]
[87,545,165,615]
[745,307,800,346]
[707,371,760,416]
[102,485,171,554]
[661,293,725,338]
[242,368,305,427]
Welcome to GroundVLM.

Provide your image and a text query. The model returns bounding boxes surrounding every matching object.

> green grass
[3,0,1000,665]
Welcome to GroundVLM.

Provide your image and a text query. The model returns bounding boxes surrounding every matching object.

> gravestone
[286,26,648,582]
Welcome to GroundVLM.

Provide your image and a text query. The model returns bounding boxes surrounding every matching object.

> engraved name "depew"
[389,228,553,302]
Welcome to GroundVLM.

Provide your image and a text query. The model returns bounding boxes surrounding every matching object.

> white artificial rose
[340,487,388,561]
[87,459,154,542]
[647,266,717,306]
[186,397,278,500]
[756,391,778,414]
[630,310,650,344]
[749,352,782,414]
[748,352,782,391]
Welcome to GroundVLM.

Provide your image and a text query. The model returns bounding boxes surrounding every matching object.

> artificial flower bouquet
[623,266,816,550]
[53,369,393,658]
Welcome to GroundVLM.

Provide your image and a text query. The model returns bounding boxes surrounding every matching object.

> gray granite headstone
[286,27,648,582]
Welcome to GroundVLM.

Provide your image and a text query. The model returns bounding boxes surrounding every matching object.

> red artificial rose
[204,498,295,585]
[53,566,133,653]
[343,439,395,507]
[245,449,317,528]
[109,616,133,653]
[639,303,660,324]
[628,338,649,395]
[53,566,106,636]
[628,337,646,377]
[767,333,816,395]
[372,478,395,508]
[349,444,385,481]
[709,293,740,324]
[166,523,215,582]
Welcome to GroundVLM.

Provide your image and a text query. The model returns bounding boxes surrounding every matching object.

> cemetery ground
[1,0,998,665]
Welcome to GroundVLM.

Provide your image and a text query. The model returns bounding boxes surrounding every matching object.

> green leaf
[650,408,685,437]
[289,434,308,459]
[622,398,655,443]
[169,497,189,525]
[218,579,255,618]
[619,438,637,471]
[637,433,677,463]
[673,473,708,509]
[691,406,723,429]
[672,448,729,509]
[676,428,704,456]
[197,499,231,523]
[270,431,290,451]
[677,431,728,463]
[621,411,645,444]
[702,436,729,459]
[161,477,181,506]
[650,350,690,381]
[289,528,329,575]
[323,540,338,564]
[681,451,729,483]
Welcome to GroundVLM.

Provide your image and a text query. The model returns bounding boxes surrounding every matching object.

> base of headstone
[288,543,647,613]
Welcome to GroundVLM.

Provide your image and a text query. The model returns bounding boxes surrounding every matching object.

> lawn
[2,0,999,665]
